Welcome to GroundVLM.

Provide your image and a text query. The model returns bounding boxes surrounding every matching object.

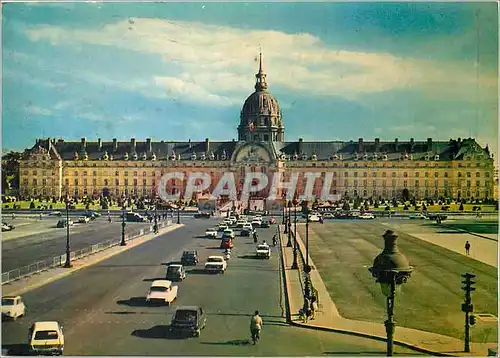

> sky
[2,2,498,158]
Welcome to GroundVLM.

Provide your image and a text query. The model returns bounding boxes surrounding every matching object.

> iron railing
[2,220,173,285]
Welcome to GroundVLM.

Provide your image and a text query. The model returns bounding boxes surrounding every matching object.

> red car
[220,238,233,249]
[269,218,277,224]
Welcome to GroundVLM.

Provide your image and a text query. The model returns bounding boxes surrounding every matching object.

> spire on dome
[255,49,268,91]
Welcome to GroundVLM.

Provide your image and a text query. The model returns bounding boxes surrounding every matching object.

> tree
[459,203,464,211]
[29,201,35,209]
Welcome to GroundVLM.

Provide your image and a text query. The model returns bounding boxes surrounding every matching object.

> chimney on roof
[394,138,399,151]
[113,138,118,152]
[146,138,152,152]
[57,138,64,146]
[298,138,303,153]
[131,138,136,152]
[81,137,87,151]
[358,138,363,152]
[410,138,415,152]
[375,138,380,152]
[427,138,433,151]
[97,138,102,151]
[205,138,210,152]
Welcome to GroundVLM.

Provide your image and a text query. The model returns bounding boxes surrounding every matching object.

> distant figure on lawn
[465,241,471,256]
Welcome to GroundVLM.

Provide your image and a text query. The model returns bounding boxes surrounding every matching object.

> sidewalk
[279,226,498,356]
[2,223,184,297]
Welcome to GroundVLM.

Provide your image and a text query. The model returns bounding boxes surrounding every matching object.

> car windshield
[150,286,168,292]
[175,310,197,322]
[2,298,15,305]
[183,251,195,257]
[34,330,59,340]
[207,228,216,231]
[257,245,269,250]
[207,257,222,263]
[167,267,180,274]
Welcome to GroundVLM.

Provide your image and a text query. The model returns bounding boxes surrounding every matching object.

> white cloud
[25,105,53,116]
[23,18,496,105]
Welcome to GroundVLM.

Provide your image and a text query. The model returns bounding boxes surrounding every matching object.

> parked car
[205,228,218,238]
[181,251,199,266]
[359,213,375,220]
[146,280,178,305]
[48,211,62,217]
[126,212,147,222]
[2,296,26,320]
[166,264,186,282]
[251,220,262,228]
[1,222,15,232]
[56,219,73,228]
[78,216,90,224]
[170,306,206,337]
[322,212,335,219]
[269,217,277,224]
[308,214,321,222]
[194,213,210,219]
[28,321,65,356]
[256,244,271,259]
[409,213,427,220]
[204,256,227,274]
[242,223,253,231]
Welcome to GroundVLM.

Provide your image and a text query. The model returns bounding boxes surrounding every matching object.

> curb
[4,224,184,296]
[278,225,460,357]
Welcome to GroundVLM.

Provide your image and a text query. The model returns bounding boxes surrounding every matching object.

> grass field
[298,221,498,343]
[441,220,499,235]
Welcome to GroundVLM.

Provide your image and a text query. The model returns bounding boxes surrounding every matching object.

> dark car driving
[181,251,199,266]
[170,306,206,337]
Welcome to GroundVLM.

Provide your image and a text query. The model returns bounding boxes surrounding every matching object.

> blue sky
[2,2,498,157]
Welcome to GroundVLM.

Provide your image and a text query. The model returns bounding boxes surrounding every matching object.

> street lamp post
[63,199,72,268]
[291,202,298,269]
[154,200,158,233]
[369,230,413,357]
[120,207,127,246]
[177,205,181,224]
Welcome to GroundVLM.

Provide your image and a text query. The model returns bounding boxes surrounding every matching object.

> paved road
[1,219,419,356]
[1,218,167,272]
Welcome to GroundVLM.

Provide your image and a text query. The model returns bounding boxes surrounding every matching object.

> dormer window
[382,154,388,161]
[221,150,227,160]
[170,151,176,161]
[73,152,79,161]
[425,154,430,161]
[177,154,181,160]
[151,153,156,161]
[301,153,308,161]
[200,153,206,161]
[280,154,287,160]
[210,152,215,160]
[354,153,359,161]
[133,153,138,160]
[83,152,89,161]
[191,152,197,160]
[124,152,129,160]
[109,154,114,161]
[142,152,147,160]
[332,153,339,160]
[102,151,109,161]
[363,153,368,160]
[293,152,298,160]
[373,153,378,160]
[311,153,317,161]
[434,154,440,161]
[404,153,410,160]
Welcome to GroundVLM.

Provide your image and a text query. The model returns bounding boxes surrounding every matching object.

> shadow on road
[131,325,192,340]
[142,277,165,282]
[186,269,210,275]
[206,246,223,250]
[323,351,423,356]
[237,255,257,259]
[201,339,251,346]
[208,312,283,319]
[117,297,150,307]
[2,343,29,356]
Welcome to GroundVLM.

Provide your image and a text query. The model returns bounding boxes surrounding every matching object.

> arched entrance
[402,188,410,201]
[102,187,110,197]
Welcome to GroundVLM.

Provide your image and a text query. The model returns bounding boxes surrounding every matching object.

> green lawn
[440,220,499,235]
[299,222,498,343]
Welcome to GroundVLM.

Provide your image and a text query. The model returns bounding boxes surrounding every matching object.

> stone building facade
[19,54,495,203]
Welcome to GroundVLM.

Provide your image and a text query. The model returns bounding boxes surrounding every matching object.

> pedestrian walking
[465,241,471,256]
[310,296,318,320]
